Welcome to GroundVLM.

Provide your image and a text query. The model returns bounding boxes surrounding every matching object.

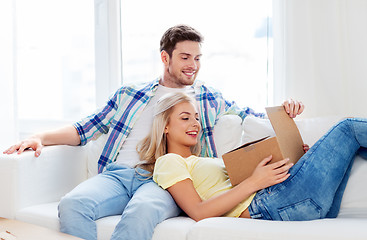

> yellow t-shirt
[153,153,256,217]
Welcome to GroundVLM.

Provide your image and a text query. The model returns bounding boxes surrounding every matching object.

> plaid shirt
[74,79,265,173]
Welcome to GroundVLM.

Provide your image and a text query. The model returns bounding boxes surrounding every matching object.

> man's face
[162,40,202,88]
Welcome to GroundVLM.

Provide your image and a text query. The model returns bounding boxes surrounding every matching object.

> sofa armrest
[0,145,88,219]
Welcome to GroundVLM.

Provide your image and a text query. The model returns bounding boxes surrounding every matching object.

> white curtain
[0,0,17,148]
[273,0,367,118]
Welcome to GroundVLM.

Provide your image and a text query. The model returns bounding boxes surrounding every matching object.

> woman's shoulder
[157,153,200,163]
[157,153,185,163]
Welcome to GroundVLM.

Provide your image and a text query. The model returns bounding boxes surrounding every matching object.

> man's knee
[58,195,97,220]
[126,183,181,221]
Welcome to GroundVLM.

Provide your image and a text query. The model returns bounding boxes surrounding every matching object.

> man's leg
[58,164,133,240]
[110,181,181,240]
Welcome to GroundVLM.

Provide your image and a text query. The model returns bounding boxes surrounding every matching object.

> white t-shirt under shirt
[115,84,195,168]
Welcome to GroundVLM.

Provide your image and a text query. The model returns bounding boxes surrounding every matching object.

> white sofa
[2,115,367,240]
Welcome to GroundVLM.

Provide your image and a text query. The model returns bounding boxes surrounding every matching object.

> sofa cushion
[94,215,195,240]
[339,156,367,217]
[187,217,367,240]
[16,202,196,240]
[152,217,196,240]
[16,202,60,231]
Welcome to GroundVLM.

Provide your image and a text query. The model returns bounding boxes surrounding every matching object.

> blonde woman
[138,91,367,221]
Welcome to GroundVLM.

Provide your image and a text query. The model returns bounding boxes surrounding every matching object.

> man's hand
[282,99,305,118]
[3,125,80,157]
[3,137,43,157]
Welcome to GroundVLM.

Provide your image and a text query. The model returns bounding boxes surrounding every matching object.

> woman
[137,91,367,221]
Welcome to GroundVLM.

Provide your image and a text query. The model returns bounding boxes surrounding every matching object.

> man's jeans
[249,118,367,220]
[58,164,180,240]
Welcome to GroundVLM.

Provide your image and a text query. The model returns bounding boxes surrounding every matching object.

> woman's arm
[167,156,292,221]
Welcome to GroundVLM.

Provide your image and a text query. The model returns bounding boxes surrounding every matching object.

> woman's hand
[248,155,293,191]
[303,144,310,153]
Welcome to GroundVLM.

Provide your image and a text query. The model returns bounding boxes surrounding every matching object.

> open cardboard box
[222,106,305,186]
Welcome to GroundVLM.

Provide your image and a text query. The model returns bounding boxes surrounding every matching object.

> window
[120,0,273,112]
[10,0,272,140]
[15,0,95,134]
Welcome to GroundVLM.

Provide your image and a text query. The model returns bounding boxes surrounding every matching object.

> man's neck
[159,77,195,89]
[159,77,179,88]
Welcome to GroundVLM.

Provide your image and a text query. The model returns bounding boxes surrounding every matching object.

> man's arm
[282,99,305,118]
[204,85,304,120]
[3,125,80,157]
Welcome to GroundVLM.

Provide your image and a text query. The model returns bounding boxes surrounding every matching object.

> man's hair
[136,92,201,175]
[160,24,204,57]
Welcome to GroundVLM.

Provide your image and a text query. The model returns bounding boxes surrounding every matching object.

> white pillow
[213,115,243,158]
[242,115,343,147]
[242,116,275,144]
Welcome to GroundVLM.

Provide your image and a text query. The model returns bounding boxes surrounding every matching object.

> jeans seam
[349,118,366,146]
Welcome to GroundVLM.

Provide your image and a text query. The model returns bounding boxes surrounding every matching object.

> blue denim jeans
[58,164,180,240]
[249,118,367,221]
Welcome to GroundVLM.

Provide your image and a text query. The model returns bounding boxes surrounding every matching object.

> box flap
[223,137,283,186]
[226,136,270,153]
[265,106,304,164]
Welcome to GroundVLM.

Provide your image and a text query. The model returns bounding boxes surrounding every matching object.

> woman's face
[165,101,200,156]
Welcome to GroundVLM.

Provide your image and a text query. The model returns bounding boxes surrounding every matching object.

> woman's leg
[249,118,367,221]
[358,147,367,159]
[58,164,136,240]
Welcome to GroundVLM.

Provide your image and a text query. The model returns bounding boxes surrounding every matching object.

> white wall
[0,0,17,149]
[274,0,367,118]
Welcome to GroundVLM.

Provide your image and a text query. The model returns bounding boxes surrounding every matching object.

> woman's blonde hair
[136,92,201,174]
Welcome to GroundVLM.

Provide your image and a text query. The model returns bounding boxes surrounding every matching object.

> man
[3,25,304,240]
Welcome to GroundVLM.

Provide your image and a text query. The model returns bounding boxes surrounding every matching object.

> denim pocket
[278,199,322,221]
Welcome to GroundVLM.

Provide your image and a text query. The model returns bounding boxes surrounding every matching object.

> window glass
[16,0,95,121]
[121,0,272,112]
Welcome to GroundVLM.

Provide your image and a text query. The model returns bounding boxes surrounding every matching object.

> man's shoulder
[115,79,159,95]
[195,80,224,98]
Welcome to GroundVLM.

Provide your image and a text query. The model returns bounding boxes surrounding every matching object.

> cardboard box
[222,106,304,186]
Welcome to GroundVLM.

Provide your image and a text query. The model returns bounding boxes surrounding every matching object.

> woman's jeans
[58,164,180,240]
[249,118,367,221]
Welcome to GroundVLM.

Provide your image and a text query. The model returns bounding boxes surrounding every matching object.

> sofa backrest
[85,114,367,217]
[242,115,342,146]
[85,115,244,178]
[86,115,343,178]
